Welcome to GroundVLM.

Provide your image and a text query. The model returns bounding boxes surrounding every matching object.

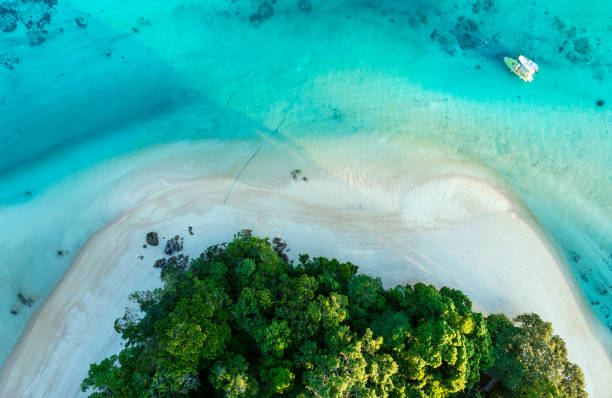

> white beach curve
[0,138,610,397]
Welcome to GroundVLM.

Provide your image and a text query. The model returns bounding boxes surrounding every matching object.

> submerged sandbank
[0,137,610,397]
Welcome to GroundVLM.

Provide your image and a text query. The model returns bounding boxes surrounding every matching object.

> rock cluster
[291,169,309,182]
[154,254,190,271]
[17,292,34,307]
[164,235,184,255]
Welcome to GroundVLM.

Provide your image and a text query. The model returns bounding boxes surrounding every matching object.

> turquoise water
[0,0,610,367]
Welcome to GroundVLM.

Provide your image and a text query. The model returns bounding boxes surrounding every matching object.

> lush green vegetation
[82,232,586,397]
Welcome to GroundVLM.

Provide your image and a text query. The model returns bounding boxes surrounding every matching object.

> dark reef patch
[250,2,274,24]
[27,29,47,46]
[331,107,343,121]
[453,16,479,50]
[570,250,580,263]
[75,17,88,29]
[430,29,456,56]
[1,0,59,48]
[2,55,20,70]
[596,99,604,107]
[471,0,496,14]
[0,7,19,33]
[573,37,589,55]
[297,0,312,13]
[408,11,427,28]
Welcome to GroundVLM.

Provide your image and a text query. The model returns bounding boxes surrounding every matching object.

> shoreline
[1,138,611,396]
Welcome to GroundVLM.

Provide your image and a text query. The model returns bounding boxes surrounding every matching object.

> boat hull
[504,56,531,82]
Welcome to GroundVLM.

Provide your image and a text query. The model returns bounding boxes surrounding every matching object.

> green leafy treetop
[81,232,586,397]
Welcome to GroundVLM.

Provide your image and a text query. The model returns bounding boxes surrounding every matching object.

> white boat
[518,55,539,75]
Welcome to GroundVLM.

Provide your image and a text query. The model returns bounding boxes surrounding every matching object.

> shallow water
[0,0,610,366]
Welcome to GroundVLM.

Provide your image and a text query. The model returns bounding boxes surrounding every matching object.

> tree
[209,355,258,397]
[81,232,586,398]
[370,283,493,397]
[486,313,587,397]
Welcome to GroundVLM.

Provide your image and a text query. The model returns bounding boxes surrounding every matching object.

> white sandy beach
[1,136,611,397]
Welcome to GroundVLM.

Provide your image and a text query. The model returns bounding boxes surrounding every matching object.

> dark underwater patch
[0,0,59,48]
[250,1,274,24]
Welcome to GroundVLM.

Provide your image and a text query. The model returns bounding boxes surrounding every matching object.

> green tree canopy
[484,313,587,398]
[81,232,586,398]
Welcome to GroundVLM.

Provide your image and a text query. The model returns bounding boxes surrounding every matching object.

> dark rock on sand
[291,169,302,180]
[596,99,604,107]
[188,226,194,235]
[146,232,159,246]
[10,309,18,315]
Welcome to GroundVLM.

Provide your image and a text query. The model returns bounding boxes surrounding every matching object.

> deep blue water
[0,0,610,366]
